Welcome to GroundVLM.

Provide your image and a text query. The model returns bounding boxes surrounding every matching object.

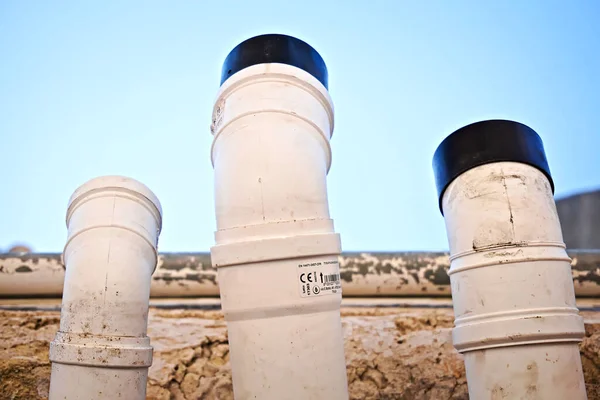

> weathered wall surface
[1,307,599,400]
[2,251,600,298]
[556,189,600,250]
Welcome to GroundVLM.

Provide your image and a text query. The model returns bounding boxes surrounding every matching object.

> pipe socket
[49,176,163,400]
[433,120,587,399]
[210,34,349,400]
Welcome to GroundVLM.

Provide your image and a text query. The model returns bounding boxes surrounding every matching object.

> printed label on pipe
[297,259,342,298]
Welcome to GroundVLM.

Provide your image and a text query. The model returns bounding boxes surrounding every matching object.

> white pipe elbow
[49,176,162,400]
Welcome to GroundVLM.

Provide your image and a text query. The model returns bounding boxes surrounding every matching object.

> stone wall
[1,306,599,399]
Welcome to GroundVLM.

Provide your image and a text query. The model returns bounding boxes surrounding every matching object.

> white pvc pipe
[210,34,349,400]
[434,120,587,399]
[48,176,163,400]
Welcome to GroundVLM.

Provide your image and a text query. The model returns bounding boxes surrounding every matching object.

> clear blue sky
[1,1,599,253]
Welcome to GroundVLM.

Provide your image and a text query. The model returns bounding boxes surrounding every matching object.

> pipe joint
[448,242,571,274]
[49,332,153,368]
[211,232,341,268]
[453,307,584,353]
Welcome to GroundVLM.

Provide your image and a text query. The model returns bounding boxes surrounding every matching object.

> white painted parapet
[3,250,600,298]
[209,34,349,400]
[433,120,587,399]
[48,176,163,400]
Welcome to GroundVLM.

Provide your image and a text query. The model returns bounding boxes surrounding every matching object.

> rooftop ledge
[1,250,599,299]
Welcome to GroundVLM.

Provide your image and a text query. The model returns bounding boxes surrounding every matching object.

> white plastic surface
[48,176,162,400]
[210,63,349,399]
[442,162,587,399]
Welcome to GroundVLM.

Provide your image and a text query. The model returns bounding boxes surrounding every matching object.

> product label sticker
[297,259,342,298]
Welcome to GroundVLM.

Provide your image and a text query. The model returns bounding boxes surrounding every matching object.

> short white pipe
[433,120,587,399]
[48,176,163,400]
[210,34,349,399]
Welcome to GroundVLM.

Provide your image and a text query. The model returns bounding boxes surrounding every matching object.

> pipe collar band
[49,332,153,368]
[448,242,569,275]
[214,218,336,244]
[211,232,341,268]
[452,307,584,353]
[221,34,328,89]
[433,120,554,215]
[62,223,160,273]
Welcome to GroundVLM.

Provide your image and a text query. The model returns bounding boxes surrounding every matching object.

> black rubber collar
[220,34,328,89]
[432,119,554,215]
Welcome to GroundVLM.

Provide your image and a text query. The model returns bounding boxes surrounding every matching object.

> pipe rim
[66,176,163,227]
[220,33,329,89]
[432,119,554,215]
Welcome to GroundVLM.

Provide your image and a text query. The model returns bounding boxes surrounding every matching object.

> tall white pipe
[210,34,349,399]
[48,176,163,400]
[433,120,587,399]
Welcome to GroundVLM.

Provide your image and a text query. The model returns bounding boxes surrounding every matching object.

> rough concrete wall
[1,308,599,400]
